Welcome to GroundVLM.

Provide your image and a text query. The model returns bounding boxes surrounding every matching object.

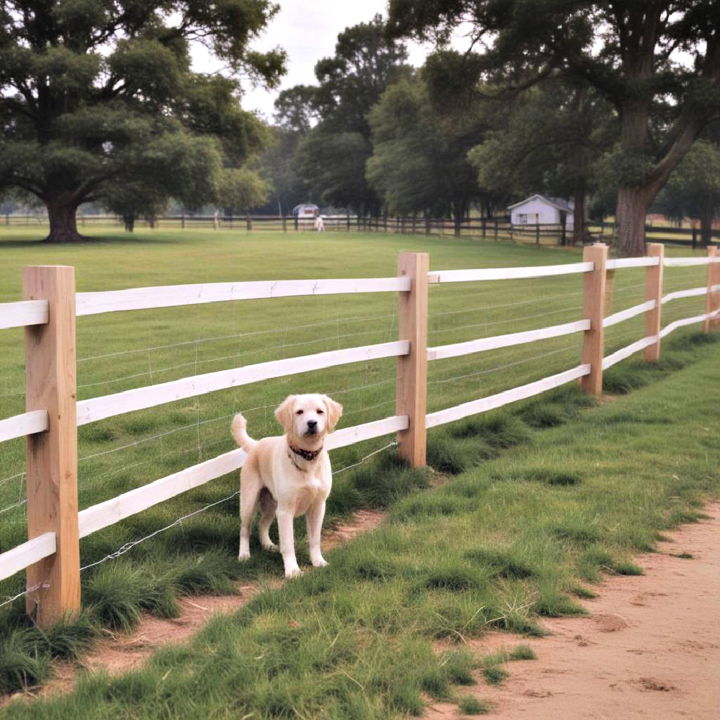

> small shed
[508,195,574,229]
[292,203,319,218]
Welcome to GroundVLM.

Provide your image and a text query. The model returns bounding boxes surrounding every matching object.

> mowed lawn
[0,226,716,704]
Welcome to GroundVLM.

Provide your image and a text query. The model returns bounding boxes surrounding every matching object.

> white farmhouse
[508,194,574,229]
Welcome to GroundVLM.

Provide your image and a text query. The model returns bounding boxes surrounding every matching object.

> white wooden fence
[1,244,719,626]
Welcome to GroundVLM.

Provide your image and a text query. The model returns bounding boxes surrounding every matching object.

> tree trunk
[615,185,651,256]
[572,187,586,245]
[45,196,83,243]
[700,209,713,246]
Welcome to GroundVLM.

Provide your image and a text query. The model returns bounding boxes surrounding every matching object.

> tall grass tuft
[0,629,51,694]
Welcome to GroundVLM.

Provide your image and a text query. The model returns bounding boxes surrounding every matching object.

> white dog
[231,394,343,577]
[314,213,325,232]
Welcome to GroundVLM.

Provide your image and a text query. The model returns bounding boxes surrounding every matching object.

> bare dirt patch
[8,509,386,703]
[426,502,720,719]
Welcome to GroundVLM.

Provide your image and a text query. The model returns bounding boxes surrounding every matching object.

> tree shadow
[0,233,182,249]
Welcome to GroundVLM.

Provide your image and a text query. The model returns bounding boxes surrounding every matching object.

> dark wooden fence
[4,213,719,247]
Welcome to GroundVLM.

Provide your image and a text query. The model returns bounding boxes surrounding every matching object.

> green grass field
[0,226,717,706]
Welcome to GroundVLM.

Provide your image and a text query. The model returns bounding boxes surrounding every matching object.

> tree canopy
[388,0,720,255]
[0,0,284,241]
[657,137,720,244]
[468,78,617,243]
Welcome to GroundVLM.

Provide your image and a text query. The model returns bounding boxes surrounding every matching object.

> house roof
[507,194,574,212]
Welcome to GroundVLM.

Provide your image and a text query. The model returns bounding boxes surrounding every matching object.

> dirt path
[429,503,720,719]
[8,509,386,702]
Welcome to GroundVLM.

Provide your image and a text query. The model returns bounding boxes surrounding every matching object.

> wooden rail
[76,277,410,316]
[76,341,409,425]
[0,300,48,330]
[662,287,707,303]
[603,300,656,328]
[428,262,593,283]
[2,244,719,626]
[606,257,660,270]
[428,320,589,361]
[602,336,658,370]
[0,410,48,444]
[0,533,56,583]
[426,365,591,428]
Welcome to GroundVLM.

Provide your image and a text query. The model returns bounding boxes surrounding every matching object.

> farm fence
[5,213,717,247]
[1,243,719,626]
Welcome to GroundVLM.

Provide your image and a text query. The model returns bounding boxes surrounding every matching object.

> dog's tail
[231,413,257,452]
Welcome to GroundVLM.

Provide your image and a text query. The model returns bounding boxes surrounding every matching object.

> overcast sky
[200,1,435,121]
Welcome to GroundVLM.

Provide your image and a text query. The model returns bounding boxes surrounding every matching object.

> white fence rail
[428,261,593,284]
[0,533,56,583]
[428,319,589,361]
[0,300,48,330]
[662,287,707,304]
[0,410,48,444]
[76,341,409,425]
[603,300,656,328]
[664,256,720,267]
[76,277,410,317]
[606,257,660,269]
[427,364,591,428]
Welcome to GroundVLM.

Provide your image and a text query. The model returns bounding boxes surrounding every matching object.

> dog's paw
[311,557,328,568]
[238,550,251,562]
[284,565,303,578]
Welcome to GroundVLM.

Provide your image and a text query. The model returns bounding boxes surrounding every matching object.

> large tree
[0,1,284,242]
[388,1,720,255]
[469,79,617,244]
[656,138,720,245]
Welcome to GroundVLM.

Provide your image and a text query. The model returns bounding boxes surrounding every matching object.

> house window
[517,213,528,224]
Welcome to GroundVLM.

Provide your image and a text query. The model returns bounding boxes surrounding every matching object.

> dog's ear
[323,395,343,432]
[274,395,296,433]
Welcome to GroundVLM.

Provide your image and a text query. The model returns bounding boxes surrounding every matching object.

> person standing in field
[314,210,325,232]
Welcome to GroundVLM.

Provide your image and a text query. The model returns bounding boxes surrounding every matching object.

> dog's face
[275,394,343,441]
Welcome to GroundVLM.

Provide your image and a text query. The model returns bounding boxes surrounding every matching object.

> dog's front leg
[306,500,328,568]
[277,507,302,577]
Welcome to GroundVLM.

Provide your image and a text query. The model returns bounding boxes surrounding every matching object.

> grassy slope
[2,334,719,718]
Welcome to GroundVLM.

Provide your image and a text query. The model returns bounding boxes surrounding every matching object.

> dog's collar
[288,443,323,461]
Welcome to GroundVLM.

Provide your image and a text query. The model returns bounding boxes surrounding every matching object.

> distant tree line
[3,3,720,255]
[257,4,720,255]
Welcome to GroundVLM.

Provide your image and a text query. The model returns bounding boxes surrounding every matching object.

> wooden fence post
[23,266,80,627]
[246,216,252,232]
[395,253,429,467]
[644,243,665,361]
[704,245,720,332]
[580,243,609,395]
